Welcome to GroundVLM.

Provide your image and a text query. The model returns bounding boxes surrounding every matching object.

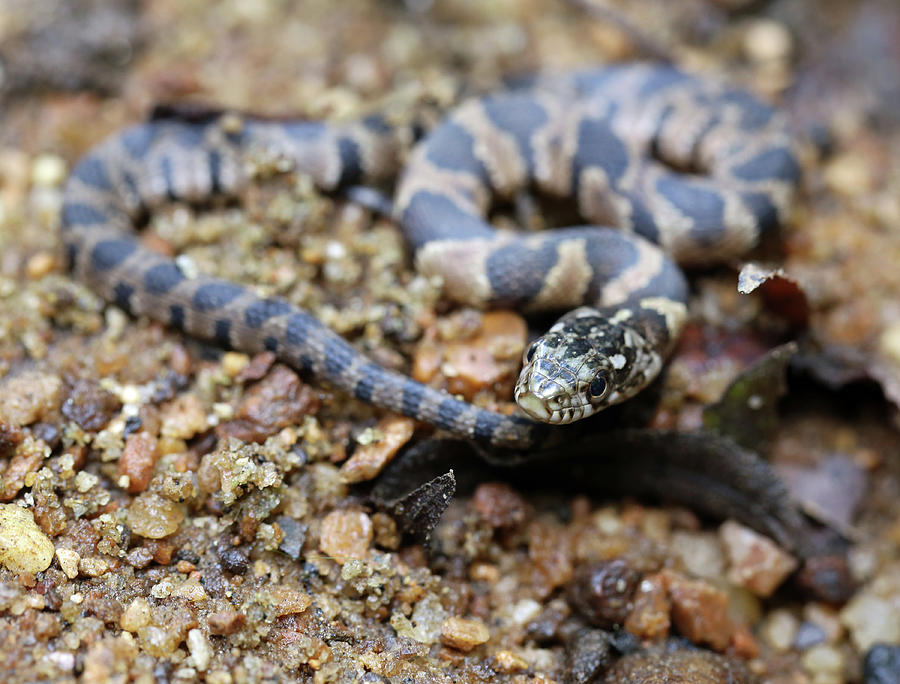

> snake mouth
[515,391,589,425]
[516,392,555,422]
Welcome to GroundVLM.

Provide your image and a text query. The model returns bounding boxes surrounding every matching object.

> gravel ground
[1,0,899,682]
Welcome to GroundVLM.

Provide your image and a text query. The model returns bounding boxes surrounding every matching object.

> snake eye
[588,375,607,399]
[525,343,537,363]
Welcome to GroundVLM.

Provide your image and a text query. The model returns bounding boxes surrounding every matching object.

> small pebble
[760,608,799,652]
[118,432,159,494]
[55,548,81,579]
[120,598,152,633]
[665,570,734,652]
[801,644,845,681]
[566,628,613,684]
[187,629,212,672]
[30,153,67,188]
[319,509,372,563]
[221,352,250,378]
[0,371,63,427]
[624,574,671,640]
[217,543,249,575]
[824,153,874,197]
[720,520,798,597]
[603,649,752,684]
[0,504,55,574]
[803,603,844,644]
[25,251,56,280]
[743,19,793,63]
[161,395,209,440]
[492,650,528,674]
[880,321,900,365]
[567,559,640,628]
[275,515,307,561]
[470,481,530,530]
[265,586,312,617]
[127,492,184,539]
[78,556,109,577]
[207,609,246,635]
[841,580,900,651]
[864,644,900,684]
[795,621,827,650]
[340,415,415,483]
[440,616,490,652]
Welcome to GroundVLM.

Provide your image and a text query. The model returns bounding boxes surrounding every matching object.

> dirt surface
[1,0,899,682]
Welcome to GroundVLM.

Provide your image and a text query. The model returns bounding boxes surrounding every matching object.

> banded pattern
[395,63,799,425]
[61,63,800,447]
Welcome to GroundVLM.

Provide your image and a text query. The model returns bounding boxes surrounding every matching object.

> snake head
[513,311,663,425]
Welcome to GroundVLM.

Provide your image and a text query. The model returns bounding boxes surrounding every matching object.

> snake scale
[61,63,800,449]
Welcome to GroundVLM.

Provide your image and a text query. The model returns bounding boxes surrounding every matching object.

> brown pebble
[794,554,856,604]
[665,570,734,651]
[266,586,313,617]
[371,512,400,550]
[603,648,752,684]
[440,616,490,652]
[61,378,121,432]
[624,573,671,639]
[340,415,415,483]
[0,371,63,427]
[207,609,246,635]
[568,559,641,628]
[0,423,24,458]
[217,542,249,575]
[125,546,154,569]
[528,520,574,598]
[118,432,159,493]
[720,520,798,597]
[168,344,192,376]
[217,365,319,443]
[413,310,527,400]
[470,482,530,530]
[443,345,505,399]
[120,598,152,632]
[148,540,175,565]
[26,251,56,280]
[0,440,47,501]
[319,509,372,564]
[731,623,760,659]
[160,394,208,440]
[234,351,276,382]
[127,493,184,539]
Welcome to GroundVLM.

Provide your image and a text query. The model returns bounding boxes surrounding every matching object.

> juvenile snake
[61,63,800,449]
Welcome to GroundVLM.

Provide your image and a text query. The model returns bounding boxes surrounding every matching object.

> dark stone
[864,644,900,684]
[275,515,307,561]
[565,628,613,684]
[217,542,249,575]
[567,559,641,628]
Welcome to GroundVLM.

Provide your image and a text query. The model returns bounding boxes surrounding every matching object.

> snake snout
[514,362,586,424]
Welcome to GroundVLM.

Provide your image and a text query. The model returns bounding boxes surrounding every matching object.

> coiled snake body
[62,64,800,449]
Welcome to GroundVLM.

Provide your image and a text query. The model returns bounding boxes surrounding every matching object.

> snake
[61,63,800,450]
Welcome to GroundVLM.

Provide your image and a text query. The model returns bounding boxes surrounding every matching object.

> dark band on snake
[61,63,800,449]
